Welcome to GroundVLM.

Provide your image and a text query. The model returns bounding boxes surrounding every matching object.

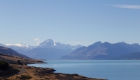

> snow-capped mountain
[28,39,82,59]
[38,39,57,48]
[0,43,33,49]
[38,39,81,50]
[0,43,34,55]
[6,43,33,49]
[0,39,82,60]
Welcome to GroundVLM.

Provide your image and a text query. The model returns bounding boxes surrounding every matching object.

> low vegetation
[17,75,32,79]
[0,60,9,70]
[0,64,107,80]
[0,51,107,80]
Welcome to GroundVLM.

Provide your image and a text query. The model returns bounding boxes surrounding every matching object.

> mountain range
[1,40,140,60]
[61,41,140,60]
[0,39,81,60]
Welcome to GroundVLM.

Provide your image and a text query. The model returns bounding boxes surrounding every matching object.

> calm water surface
[28,60,140,80]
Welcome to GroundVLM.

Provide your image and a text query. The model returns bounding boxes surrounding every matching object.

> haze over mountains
[61,41,140,60]
[0,39,81,60]
[1,39,140,60]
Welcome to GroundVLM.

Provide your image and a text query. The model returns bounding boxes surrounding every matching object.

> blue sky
[0,0,140,46]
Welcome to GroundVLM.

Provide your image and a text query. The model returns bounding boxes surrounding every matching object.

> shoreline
[0,56,107,80]
[27,60,108,80]
[0,64,107,80]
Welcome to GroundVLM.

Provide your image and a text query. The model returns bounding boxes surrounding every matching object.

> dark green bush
[0,60,9,70]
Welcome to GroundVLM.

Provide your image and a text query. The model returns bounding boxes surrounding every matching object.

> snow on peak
[37,39,82,50]
[38,39,57,47]
[5,43,30,48]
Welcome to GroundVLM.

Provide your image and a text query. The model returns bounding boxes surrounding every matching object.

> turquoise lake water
[28,60,140,80]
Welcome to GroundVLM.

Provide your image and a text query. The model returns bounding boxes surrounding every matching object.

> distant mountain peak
[38,39,57,47]
[116,41,127,44]
[94,41,102,45]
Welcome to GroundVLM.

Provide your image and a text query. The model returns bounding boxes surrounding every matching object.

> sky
[0,0,140,46]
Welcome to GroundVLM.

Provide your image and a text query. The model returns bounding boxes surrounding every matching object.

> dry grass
[0,54,43,65]
[0,64,107,80]
[0,54,107,80]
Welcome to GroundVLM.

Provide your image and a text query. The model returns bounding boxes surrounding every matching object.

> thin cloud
[112,4,140,9]
[34,38,40,45]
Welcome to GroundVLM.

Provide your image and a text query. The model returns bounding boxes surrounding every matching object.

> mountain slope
[0,43,33,56]
[0,46,30,59]
[26,39,81,59]
[114,52,140,60]
[27,47,72,59]
[61,42,140,60]
[0,39,81,60]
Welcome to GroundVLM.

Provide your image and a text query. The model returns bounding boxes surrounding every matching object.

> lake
[28,60,140,80]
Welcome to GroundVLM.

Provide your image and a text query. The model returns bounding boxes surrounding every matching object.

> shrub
[17,60,23,65]
[0,60,9,70]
